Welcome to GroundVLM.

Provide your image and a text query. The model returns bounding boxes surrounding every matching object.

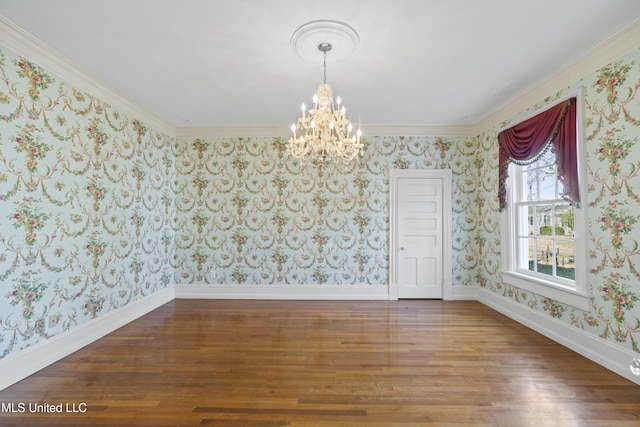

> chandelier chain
[323,50,327,84]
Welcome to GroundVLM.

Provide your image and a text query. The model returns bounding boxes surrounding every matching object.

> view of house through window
[515,147,575,283]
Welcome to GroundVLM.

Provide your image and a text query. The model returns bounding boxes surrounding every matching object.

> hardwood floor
[1,299,639,426]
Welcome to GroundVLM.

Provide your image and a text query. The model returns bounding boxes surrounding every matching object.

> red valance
[498,98,579,211]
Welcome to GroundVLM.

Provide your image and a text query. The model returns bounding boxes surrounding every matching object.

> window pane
[525,169,537,201]
[527,205,535,236]
[556,203,574,280]
[539,165,556,200]
[519,236,534,271]
[556,204,574,236]
[536,205,551,230]
[556,238,575,280]
[536,238,554,277]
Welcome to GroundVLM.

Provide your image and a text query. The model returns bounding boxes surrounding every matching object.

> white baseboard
[475,287,640,385]
[450,284,478,300]
[3,284,638,391]
[0,286,175,391]
[174,284,390,300]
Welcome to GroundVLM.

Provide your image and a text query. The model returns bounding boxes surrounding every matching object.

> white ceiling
[2,0,640,129]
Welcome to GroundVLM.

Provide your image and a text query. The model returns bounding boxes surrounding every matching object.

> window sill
[501,270,592,311]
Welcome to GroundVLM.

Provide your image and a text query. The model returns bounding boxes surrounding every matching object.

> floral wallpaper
[0,47,175,358]
[173,135,480,287]
[478,47,640,353]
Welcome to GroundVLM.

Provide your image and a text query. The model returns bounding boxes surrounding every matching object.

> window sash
[513,165,575,287]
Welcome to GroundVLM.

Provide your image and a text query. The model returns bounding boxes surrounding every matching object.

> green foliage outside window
[539,225,565,235]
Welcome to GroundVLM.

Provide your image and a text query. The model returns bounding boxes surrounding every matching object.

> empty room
[1,1,640,425]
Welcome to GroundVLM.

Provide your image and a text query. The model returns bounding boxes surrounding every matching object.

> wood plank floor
[1,300,639,426]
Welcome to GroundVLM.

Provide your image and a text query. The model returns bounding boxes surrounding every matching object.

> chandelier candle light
[288,42,363,166]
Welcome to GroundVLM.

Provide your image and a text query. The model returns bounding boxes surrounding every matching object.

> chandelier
[288,42,363,166]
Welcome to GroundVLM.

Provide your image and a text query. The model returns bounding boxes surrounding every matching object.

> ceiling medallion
[290,20,360,63]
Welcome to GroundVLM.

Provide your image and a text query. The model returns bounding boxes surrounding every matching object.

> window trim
[500,89,591,311]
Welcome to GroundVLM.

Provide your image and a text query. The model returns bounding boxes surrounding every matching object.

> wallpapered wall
[478,47,640,353]
[0,47,176,358]
[172,135,480,286]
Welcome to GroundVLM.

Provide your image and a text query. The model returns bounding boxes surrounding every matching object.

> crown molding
[0,16,175,136]
[176,124,477,139]
[475,18,640,133]
[176,126,290,139]
[356,124,477,137]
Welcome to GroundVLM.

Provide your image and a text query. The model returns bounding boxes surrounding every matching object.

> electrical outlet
[35,318,45,333]
[49,315,60,328]
[631,357,640,375]
[210,270,216,279]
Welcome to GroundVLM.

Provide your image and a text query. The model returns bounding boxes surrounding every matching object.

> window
[500,91,590,310]
[516,149,575,284]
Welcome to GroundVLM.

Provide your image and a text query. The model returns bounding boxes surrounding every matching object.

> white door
[390,169,451,299]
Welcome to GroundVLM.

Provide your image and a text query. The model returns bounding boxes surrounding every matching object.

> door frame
[389,168,453,300]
